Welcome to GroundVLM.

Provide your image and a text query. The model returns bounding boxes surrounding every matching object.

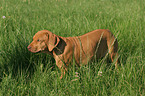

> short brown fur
[28,29,119,79]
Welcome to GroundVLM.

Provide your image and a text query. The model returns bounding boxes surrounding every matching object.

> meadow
[0,0,144,95]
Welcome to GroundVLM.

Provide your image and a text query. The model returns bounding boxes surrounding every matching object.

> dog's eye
[37,39,40,42]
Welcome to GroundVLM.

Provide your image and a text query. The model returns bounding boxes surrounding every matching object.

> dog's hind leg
[107,37,119,69]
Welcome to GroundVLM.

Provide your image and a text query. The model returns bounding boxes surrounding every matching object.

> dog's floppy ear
[47,32,60,51]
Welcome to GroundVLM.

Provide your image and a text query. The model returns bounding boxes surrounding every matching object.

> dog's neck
[52,37,66,56]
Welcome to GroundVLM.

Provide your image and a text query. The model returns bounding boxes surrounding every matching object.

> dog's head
[27,30,60,53]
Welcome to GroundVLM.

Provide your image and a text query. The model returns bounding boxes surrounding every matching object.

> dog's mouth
[28,49,42,53]
[34,50,42,53]
[28,48,49,53]
[28,45,48,53]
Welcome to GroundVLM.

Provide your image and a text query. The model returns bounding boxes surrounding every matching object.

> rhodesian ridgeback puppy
[27,29,119,79]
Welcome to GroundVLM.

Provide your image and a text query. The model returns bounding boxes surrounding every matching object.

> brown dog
[27,29,119,79]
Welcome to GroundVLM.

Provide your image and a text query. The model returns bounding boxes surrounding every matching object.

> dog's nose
[27,46,31,49]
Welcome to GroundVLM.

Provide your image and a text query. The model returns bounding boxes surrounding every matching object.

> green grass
[0,0,144,95]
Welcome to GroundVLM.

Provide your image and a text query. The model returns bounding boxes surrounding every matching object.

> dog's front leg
[60,67,67,79]
[56,60,67,79]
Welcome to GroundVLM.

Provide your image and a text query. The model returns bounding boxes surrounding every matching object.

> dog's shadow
[0,36,55,81]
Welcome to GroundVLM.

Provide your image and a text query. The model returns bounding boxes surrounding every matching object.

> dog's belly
[95,39,108,59]
[73,39,108,65]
